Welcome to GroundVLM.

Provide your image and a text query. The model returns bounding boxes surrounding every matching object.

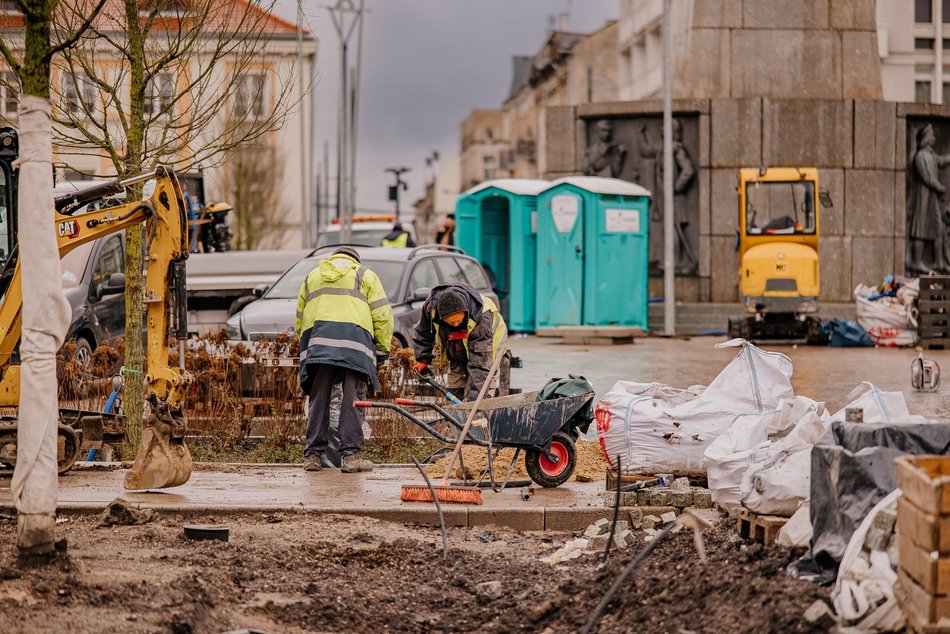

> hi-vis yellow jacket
[295,254,393,391]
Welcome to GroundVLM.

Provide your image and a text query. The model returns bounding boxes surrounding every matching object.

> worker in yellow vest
[295,246,393,473]
[412,284,507,401]
[381,222,416,248]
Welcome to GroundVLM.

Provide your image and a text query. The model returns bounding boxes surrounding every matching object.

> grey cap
[332,246,361,262]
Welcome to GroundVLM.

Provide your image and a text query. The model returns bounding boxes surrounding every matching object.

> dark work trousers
[305,364,368,458]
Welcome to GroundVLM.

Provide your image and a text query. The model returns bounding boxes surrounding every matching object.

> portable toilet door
[455,179,548,331]
[536,186,585,326]
[583,187,651,328]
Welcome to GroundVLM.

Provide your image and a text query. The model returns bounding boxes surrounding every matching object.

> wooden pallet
[920,277,950,303]
[737,510,788,544]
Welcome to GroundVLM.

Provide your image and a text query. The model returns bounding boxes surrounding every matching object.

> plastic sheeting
[798,422,950,578]
[11,96,72,551]
[595,339,793,474]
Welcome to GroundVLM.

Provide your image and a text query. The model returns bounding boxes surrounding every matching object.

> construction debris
[98,499,155,527]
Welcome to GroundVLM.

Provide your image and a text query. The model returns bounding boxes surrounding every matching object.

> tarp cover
[800,421,950,577]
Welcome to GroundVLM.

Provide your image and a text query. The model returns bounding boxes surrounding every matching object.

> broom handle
[440,342,508,486]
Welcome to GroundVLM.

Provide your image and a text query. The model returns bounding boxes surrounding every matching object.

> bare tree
[0,0,105,554]
[220,143,291,250]
[49,0,302,444]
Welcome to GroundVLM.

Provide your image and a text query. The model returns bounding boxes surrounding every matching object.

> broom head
[401,483,483,505]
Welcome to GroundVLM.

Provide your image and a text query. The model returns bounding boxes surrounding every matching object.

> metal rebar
[603,455,622,562]
[411,456,448,560]
[581,521,676,634]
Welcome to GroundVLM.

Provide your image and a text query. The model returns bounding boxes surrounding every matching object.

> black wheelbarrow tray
[354,390,594,487]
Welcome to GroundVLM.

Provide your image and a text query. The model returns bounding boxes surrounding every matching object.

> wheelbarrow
[354,390,594,488]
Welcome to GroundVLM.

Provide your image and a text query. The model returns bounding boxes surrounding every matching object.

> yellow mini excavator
[0,128,193,489]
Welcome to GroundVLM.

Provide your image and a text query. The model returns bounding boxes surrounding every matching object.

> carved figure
[640,119,697,275]
[908,123,950,275]
[584,119,626,178]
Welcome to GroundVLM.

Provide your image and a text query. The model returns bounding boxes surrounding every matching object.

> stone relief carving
[582,116,699,276]
[584,119,627,178]
[907,121,950,276]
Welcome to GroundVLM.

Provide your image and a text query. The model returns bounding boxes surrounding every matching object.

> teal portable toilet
[455,179,549,331]
[535,176,651,329]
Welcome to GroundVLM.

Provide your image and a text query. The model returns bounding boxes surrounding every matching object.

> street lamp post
[386,167,410,216]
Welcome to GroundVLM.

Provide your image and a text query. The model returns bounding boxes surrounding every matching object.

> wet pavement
[509,335,950,417]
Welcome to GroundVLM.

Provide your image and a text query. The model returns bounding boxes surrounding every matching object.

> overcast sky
[273,0,617,215]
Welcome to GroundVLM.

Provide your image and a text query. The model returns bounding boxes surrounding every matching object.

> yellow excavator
[727,167,830,342]
[0,130,192,489]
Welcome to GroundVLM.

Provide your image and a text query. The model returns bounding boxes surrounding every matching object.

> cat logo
[57,220,80,239]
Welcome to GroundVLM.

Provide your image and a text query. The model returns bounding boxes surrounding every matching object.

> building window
[917,80,932,103]
[916,38,936,49]
[943,82,950,104]
[945,0,950,23]
[918,0,934,23]
[485,128,493,142]
[62,74,95,116]
[483,155,496,181]
[0,71,17,118]
[143,73,174,117]
[234,73,265,120]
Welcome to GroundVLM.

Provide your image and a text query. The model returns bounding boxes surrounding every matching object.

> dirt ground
[0,509,827,633]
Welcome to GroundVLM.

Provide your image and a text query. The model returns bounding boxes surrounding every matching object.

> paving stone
[660,511,677,523]
[584,524,604,538]
[871,507,896,534]
[689,489,712,509]
[588,534,610,550]
[671,477,691,491]
[643,515,661,530]
[637,489,651,505]
[629,508,644,529]
[614,530,631,549]
[863,526,889,551]
[649,489,673,506]
[475,581,503,600]
[803,600,837,629]
[669,492,693,508]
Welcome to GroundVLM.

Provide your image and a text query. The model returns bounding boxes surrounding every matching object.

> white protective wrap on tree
[12,95,72,551]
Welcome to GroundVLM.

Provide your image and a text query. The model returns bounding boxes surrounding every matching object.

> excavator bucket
[123,400,193,490]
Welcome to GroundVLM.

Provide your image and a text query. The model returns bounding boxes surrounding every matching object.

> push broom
[400,342,508,505]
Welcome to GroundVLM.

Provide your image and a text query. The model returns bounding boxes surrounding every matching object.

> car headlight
[225,313,242,339]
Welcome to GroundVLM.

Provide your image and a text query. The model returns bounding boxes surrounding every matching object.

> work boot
[341,453,374,473]
[303,454,322,472]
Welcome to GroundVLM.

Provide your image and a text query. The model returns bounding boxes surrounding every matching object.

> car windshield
[316,229,392,248]
[265,256,405,302]
[61,243,93,289]
[745,180,816,235]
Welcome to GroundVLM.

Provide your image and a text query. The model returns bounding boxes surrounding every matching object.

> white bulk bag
[595,340,794,475]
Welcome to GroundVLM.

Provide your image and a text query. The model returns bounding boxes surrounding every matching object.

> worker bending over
[296,246,393,473]
[412,284,507,401]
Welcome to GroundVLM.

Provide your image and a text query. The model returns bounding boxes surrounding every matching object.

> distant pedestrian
[295,246,393,473]
[412,283,507,401]
[381,222,416,248]
[435,214,455,247]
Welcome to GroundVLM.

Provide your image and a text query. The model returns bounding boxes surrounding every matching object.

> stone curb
[3,503,678,532]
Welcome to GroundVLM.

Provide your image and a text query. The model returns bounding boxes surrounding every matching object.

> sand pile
[427,440,606,483]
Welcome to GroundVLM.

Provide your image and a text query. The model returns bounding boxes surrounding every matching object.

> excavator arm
[0,166,194,488]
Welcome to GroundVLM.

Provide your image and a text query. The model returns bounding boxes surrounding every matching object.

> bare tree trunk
[121,0,145,452]
[12,1,70,554]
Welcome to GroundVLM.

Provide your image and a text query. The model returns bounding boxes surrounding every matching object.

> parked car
[315,215,414,249]
[225,245,498,348]
[60,233,127,364]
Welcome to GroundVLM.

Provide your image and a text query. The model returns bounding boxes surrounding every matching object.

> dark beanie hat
[437,290,467,320]
[333,246,361,262]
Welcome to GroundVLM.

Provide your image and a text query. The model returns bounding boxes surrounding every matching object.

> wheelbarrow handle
[351,400,483,446]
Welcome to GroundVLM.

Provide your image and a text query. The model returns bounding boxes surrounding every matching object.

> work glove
[414,362,431,376]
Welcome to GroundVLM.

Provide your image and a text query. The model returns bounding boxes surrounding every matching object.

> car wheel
[74,337,93,366]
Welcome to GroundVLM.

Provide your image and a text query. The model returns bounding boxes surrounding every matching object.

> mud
[0,512,825,633]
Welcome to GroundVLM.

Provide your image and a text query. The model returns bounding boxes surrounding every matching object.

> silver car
[226,245,499,348]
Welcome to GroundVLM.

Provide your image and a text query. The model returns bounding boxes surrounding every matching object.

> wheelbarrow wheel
[525,432,576,488]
